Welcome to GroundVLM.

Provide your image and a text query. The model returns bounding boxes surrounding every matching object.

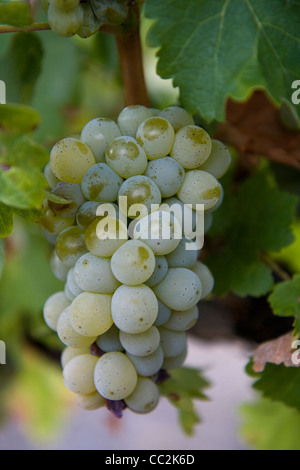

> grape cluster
[44,0,127,38]
[42,105,231,414]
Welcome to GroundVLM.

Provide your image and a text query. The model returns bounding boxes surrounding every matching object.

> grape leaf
[0,1,33,28]
[0,202,13,237]
[159,367,210,436]
[0,33,43,105]
[252,363,300,413]
[144,0,300,122]
[0,238,4,278]
[268,276,300,336]
[0,104,40,134]
[207,168,298,297]
[240,398,300,450]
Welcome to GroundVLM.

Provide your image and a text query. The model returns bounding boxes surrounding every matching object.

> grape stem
[0,22,123,35]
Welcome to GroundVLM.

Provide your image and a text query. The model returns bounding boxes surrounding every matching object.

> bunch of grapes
[44,0,127,38]
[42,105,231,415]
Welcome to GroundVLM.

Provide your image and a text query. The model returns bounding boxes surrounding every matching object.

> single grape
[153,268,202,311]
[163,305,199,331]
[126,345,164,377]
[50,250,70,281]
[44,162,60,189]
[74,252,120,294]
[119,326,160,357]
[191,261,215,299]
[63,354,98,394]
[171,125,212,169]
[55,226,87,267]
[117,105,153,137]
[160,197,198,239]
[197,139,231,179]
[70,292,113,337]
[41,206,74,235]
[133,211,181,255]
[85,216,128,257]
[118,175,162,219]
[94,351,137,400]
[57,307,97,348]
[50,138,95,183]
[76,201,100,231]
[111,284,158,334]
[81,118,121,163]
[43,291,70,332]
[153,300,172,327]
[145,255,168,288]
[77,2,101,38]
[96,324,124,353]
[105,136,147,178]
[61,346,91,368]
[64,283,76,301]
[158,327,187,358]
[145,157,185,198]
[162,348,187,370]
[177,170,222,211]
[76,391,106,411]
[48,182,85,219]
[111,240,155,285]
[124,377,159,414]
[136,117,175,160]
[81,163,123,202]
[48,4,84,37]
[165,237,199,269]
[159,106,194,131]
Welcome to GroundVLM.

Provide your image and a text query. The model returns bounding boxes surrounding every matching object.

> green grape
[48,182,85,219]
[96,324,124,353]
[44,162,60,189]
[47,4,84,37]
[81,118,121,163]
[90,0,127,25]
[77,2,101,38]
[178,170,222,211]
[159,106,194,132]
[50,250,69,281]
[81,163,123,202]
[133,211,181,255]
[126,346,164,377]
[119,326,160,357]
[64,283,76,301]
[50,138,95,183]
[105,136,148,178]
[124,377,159,414]
[192,261,215,299]
[171,125,212,169]
[94,351,137,400]
[153,268,202,311]
[85,216,128,257]
[63,354,98,394]
[145,157,185,198]
[145,255,168,288]
[117,105,153,137]
[48,0,80,11]
[66,267,84,297]
[165,237,199,269]
[76,201,100,231]
[57,307,97,348]
[111,240,156,286]
[162,348,187,370]
[43,291,70,332]
[61,346,91,368]
[158,327,187,358]
[118,175,162,219]
[136,117,175,160]
[154,300,171,327]
[111,284,158,334]
[41,206,75,235]
[163,306,199,331]
[55,226,87,267]
[160,197,198,240]
[74,252,120,294]
[70,292,113,337]
[197,139,232,179]
[76,391,106,411]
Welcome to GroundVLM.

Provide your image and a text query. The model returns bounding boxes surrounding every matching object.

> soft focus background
[0,3,299,451]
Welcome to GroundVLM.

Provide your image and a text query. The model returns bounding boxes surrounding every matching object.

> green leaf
[0,166,47,210]
[0,104,40,134]
[0,1,33,27]
[159,367,210,436]
[0,33,43,105]
[0,202,13,237]
[0,238,4,278]
[269,276,300,326]
[8,136,49,169]
[253,363,300,412]
[207,168,298,297]
[240,398,300,450]
[45,190,71,205]
[144,0,300,122]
